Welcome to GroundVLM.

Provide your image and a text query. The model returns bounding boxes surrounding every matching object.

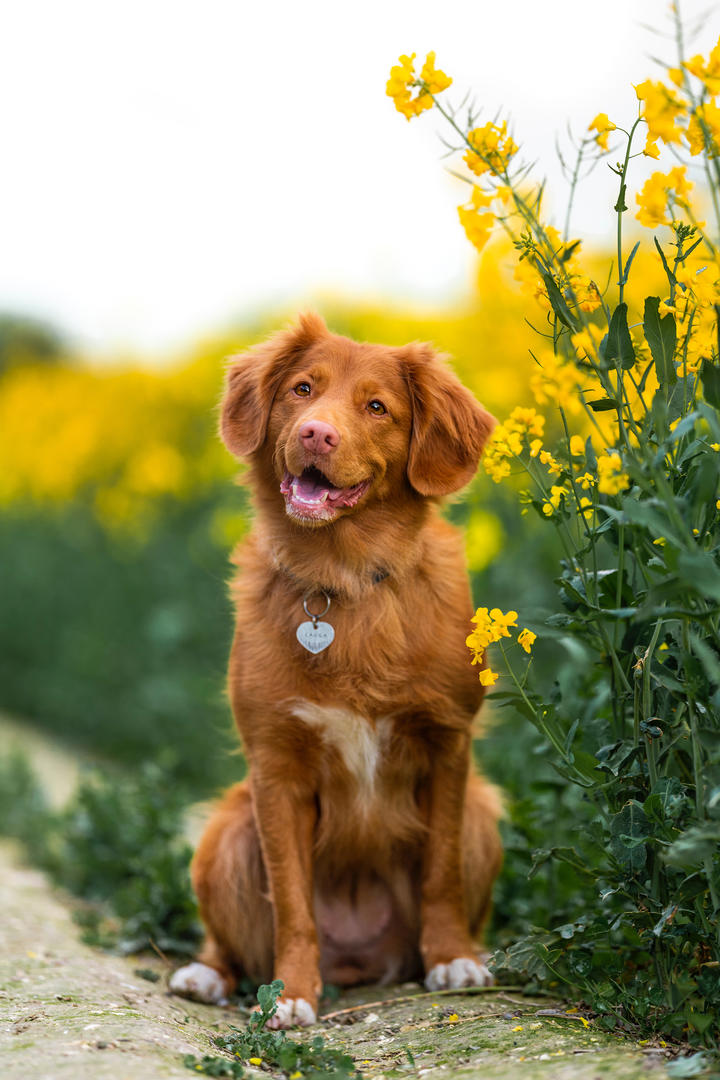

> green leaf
[677,550,720,602]
[587,397,620,412]
[609,800,649,871]
[654,236,677,288]
[643,296,677,390]
[604,303,636,370]
[541,271,578,331]
[700,357,720,408]
[621,241,640,284]
[666,1051,710,1075]
[665,824,720,868]
[644,778,687,823]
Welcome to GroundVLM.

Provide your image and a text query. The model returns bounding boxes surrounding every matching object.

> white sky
[2,0,718,357]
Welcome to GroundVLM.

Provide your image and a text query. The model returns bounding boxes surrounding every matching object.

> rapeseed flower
[530,351,584,414]
[684,36,720,96]
[542,484,568,516]
[588,112,616,150]
[597,452,630,495]
[518,628,536,653]
[687,101,720,157]
[635,78,686,155]
[386,51,451,120]
[458,186,495,252]
[464,121,518,179]
[635,166,693,228]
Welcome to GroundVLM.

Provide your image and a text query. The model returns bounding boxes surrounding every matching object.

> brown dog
[170,313,502,1027]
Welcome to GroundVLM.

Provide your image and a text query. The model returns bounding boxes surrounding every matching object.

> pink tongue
[294,473,332,499]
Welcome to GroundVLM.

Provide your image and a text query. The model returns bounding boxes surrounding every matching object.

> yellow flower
[578,496,594,520]
[530,351,583,414]
[490,608,519,636]
[635,167,693,228]
[458,187,495,252]
[675,263,720,307]
[687,100,720,158]
[635,78,686,147]
[483,407,546,483]
[684,37,720,96]
[249,1058,263,1065]
[571,325,605,362]
[542,484,567,516]
[597,452,629,496]
[643,136,661,159]
[539,449,562,475]
[464,121,518,178]
[588,112,616,150]
[386,51,451,120]
[518,628,536,653]
[569,435,585,457]
[420,51,452,94]
[479,666,498,686]
[447,1013,460,1022]
[572,275,602,313]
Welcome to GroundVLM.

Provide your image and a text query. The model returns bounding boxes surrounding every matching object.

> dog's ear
[220,312,327,458]
[400,343,496,496]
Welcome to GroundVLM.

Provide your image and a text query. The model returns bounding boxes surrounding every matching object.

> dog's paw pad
[265,997,317,1029]
[425,957,494,991]
[169,962,229,1005]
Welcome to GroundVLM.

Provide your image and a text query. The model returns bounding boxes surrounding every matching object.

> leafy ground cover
[1,838,681,1080]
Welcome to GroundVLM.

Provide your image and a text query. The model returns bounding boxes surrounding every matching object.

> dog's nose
[298,420,340,454]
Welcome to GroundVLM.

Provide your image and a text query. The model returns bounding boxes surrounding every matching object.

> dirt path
[0,838,672,1080]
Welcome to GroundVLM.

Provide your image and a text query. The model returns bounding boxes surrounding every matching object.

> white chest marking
[291,701,391,792]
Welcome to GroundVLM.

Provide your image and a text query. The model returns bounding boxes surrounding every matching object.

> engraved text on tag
[296,620,335,654]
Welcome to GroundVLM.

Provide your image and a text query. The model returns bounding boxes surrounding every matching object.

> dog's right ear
[220,312,327,458]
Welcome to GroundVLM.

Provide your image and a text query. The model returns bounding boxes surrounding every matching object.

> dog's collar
[272,559,389,598]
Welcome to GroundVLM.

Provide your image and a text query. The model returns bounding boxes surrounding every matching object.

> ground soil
[0,839,673,1080]
[0,717,673,1078]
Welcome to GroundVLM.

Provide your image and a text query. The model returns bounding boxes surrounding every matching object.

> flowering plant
[390,7,720,1044]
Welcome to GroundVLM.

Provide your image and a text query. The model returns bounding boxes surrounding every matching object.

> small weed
[185,981,360,1078]
[183,1053,246,1077]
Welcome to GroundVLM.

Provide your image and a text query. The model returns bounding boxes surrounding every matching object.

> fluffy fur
[171,313,503,1026]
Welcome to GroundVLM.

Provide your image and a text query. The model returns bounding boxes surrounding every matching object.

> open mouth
[280,467,370,520]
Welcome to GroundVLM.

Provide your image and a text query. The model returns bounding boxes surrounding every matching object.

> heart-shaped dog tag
[296,620,335,654]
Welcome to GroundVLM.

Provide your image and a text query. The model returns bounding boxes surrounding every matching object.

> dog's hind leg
[169,781,274,1004]
[423,771,503,992]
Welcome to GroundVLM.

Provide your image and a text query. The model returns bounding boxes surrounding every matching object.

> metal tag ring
[303,590,331,621]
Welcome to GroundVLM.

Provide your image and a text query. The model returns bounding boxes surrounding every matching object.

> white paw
[425,956,494,991]
[169,962,229,1005]
[265,997,317,1029]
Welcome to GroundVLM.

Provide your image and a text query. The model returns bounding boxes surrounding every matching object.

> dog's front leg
[420,729,494,990]
[251,775,321,1027]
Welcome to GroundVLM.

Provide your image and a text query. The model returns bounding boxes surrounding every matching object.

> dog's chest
[291,700,394,794]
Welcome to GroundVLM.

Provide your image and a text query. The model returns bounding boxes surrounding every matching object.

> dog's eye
[293,382,312,397]
[367,400,387,416]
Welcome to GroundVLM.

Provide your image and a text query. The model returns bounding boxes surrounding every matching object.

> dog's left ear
[220,312,327,458]
[400,343,496,496]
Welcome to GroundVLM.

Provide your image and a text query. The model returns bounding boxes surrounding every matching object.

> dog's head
[220,313,495,526]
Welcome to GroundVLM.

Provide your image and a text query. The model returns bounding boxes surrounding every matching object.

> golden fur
[178,313,503,1024]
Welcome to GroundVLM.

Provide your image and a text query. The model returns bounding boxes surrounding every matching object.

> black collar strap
[273,559,389,597]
